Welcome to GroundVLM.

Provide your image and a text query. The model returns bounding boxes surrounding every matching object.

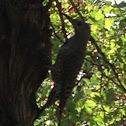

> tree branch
[90,36,126,92]
[56,0,67,39]
[51,23,64,43]
[69,0,84,20]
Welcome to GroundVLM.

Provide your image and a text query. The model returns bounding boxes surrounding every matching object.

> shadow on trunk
[0,0,52,125]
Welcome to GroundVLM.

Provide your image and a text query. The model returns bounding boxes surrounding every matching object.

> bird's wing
[51,42,71,81]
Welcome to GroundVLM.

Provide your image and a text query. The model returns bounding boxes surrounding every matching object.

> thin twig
[51,23,64,43]
[69,0,84,20]
[86,57,125,91]
[56,0,67,40]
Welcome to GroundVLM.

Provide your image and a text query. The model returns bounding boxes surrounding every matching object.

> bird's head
[62,13,90,38]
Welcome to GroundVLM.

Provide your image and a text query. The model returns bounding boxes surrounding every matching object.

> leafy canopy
[35,0,126,126]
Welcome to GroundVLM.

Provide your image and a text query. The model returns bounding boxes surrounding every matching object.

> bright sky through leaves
[109,0,126,4]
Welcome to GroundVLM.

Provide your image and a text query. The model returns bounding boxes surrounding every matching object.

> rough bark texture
[0,0,51,126]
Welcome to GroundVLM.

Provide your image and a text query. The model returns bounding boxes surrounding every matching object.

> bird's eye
[77,21,82,26]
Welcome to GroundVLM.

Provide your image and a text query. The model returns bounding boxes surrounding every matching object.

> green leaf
[120,18,126,28]
[95,10,104,20]
[104,18,114,29]
[117,2,126,8]
[62,3,69,9]
[105,88,115,105]
[104,1,112,5]
[93,116,104,126]
[103,6,112,13]
[85,107,92,114]
[85,100,96,108]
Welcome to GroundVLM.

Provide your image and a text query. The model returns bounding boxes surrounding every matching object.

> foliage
[35,0,126,126]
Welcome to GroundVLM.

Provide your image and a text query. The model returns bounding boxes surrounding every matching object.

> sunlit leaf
[105,18,114,29]
[103,6,112,13]
[95,10,104,20]
[85,100,96,108]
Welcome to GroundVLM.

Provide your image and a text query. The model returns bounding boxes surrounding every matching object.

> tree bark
[0,0,51,126]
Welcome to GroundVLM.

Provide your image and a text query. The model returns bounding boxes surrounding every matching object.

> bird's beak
[62,13,76,26]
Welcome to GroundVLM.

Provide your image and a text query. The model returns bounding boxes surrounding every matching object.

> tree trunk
[0,0,51,126]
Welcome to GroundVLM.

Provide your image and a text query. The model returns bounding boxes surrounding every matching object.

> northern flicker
[39,14,90,123]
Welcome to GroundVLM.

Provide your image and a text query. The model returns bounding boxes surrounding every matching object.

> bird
[39,13,91,125]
